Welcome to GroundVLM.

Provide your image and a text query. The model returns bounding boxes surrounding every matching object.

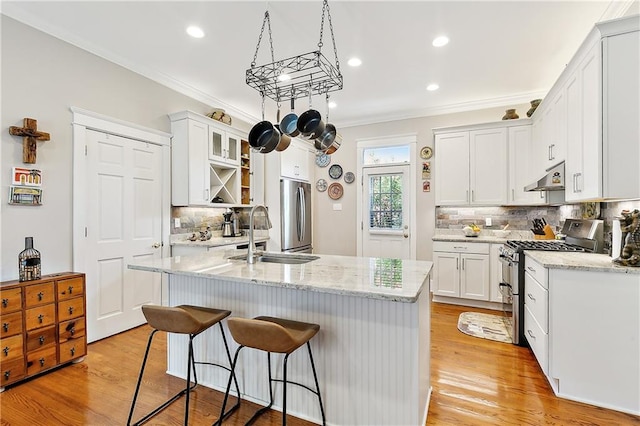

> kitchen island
[129,251,433,426]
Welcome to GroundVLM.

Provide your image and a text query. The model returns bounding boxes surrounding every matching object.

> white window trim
[356,133,417,258]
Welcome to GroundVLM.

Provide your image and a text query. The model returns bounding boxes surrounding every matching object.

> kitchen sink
[228,253,319,265]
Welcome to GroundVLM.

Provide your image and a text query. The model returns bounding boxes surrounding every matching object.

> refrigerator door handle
[299,187,305,242]
[297,186,304,242]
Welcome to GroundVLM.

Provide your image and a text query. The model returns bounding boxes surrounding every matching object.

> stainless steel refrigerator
[280,178,312,253]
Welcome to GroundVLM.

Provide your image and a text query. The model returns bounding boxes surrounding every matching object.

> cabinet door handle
[466,190,469,203]
[526,266,536,274]
[68,306,74,315]
[512,188,515,200]
[471,190,474,202]
[527,329,536,339]
[68,286,74,294]
[461,258,465,270]
[39,335,46,345]
[69,327,76,336]
[2,323,8,332]
[70,347,76,356]
[38,291,44,301]
[3,347,9,356]
[576,172,582,192]
[38,314,45,323]
[527,293,536,302]
[1,299,7,308]
[456,258,459,270]
[453,246,467,250]
[204,189,209,201]
[4,370,10,379]
[39,358,45,367]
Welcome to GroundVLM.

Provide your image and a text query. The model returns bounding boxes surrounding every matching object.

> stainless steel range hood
[525,162,565,191]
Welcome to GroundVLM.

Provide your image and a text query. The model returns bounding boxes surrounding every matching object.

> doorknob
[152,242,161,249]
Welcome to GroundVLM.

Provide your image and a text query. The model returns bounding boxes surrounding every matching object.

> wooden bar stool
[127,305,240,426]
[216,316,326,426]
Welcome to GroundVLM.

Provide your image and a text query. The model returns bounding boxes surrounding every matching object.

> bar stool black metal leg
[214,345,244,426]
[282,353,291,426]
[127,330,158,426]
[184,336,194,425]
[246,352,275,425]
[218,322,240,417]
[307,342,326,426]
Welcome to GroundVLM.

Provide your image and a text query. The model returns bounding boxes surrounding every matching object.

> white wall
[0,16,246,280]
[312,105,530,260]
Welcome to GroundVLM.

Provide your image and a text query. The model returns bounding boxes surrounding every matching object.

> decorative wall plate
[344,171,355,184]
[420,146,433,159]
[316,178,328,192]
[329,164,343,179]
[315,153,331,167]
[328,182,344,200]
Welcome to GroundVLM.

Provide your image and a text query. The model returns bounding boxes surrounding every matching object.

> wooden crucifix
[9,118,51,164]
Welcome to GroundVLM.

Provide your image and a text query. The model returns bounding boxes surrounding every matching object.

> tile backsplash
[171,206,254,235]
[436,200,640,253]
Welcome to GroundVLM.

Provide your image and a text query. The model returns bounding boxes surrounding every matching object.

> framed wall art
[9,186,43,205]
[12,167,42,186]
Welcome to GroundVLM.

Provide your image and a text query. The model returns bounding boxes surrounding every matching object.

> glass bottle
[19,237,41,282]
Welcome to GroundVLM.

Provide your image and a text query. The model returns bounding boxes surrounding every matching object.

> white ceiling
[2,1,635,128]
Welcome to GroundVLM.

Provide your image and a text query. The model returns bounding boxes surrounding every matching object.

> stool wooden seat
[127,305,240,426]
[216,316,325,426]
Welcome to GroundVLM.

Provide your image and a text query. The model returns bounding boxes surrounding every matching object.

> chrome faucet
[247,204,272,264]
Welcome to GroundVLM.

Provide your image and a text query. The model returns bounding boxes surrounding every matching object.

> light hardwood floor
[1,301,638,425]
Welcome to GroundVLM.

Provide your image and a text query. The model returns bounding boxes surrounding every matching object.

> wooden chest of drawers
[0,273,86,390]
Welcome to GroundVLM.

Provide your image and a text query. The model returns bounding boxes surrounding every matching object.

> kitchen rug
[457,312,512,344]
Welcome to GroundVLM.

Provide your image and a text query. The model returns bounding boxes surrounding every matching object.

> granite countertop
[525,251,640,274]
[128,251,433,303]
[433,230,533,244]
[170,232,269,248]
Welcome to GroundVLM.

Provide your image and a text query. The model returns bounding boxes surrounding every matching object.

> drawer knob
[68,306,74,315]
[38,291,44,301]
[39,358,45,367]
[68,286,74,294]
[38,314,45,323]
[4,370,10,379]
[39,335,45,345]
[69,327,76,336]
[2,323,8,332]
[527,293,536,302]
[2,299,8,308]
[70,347,76,356]
[2,347,9,356]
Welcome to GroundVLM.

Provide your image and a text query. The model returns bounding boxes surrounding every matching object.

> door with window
[362,164,411,259]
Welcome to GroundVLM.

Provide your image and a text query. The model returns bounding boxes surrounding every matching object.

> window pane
[363,146,410,165]
[369,173,403,230]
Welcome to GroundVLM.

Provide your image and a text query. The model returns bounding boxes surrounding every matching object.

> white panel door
[86,130,162,342]
[362,165,411,259]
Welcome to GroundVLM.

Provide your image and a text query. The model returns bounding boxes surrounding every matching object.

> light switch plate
[485,217,492,227]
[333,203,342,211]
[174,218,181,228]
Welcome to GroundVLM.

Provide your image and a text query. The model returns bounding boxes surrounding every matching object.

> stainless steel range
[498,219,603,345]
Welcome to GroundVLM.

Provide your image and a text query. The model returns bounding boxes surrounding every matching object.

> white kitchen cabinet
[280,139,311,182]
[434,126,507,206]
[508,126,543,205]
[432,241,490,301]
[523,257,549,375]
[209,125,241,167]
[549,267,639,415]
[170,111,251,206]
[469,128,508,205]
[434,132,470,205]
[534,15,639,201]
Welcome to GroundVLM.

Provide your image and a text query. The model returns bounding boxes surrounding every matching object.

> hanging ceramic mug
[296,109,325,140]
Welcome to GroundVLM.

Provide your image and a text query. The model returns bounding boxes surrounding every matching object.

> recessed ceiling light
[328,101,337,109]
[186,26,204,39]
[432,36,449,47]
[347,57,362,67]
[426,83,440,91]
[278,74,291,82]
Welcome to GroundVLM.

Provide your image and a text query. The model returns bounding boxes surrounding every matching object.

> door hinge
[84,227,88,237]
[361,221,363,230]
[84,145,88,156]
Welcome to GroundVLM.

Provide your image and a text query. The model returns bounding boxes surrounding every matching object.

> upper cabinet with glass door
[209,124,241,167]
